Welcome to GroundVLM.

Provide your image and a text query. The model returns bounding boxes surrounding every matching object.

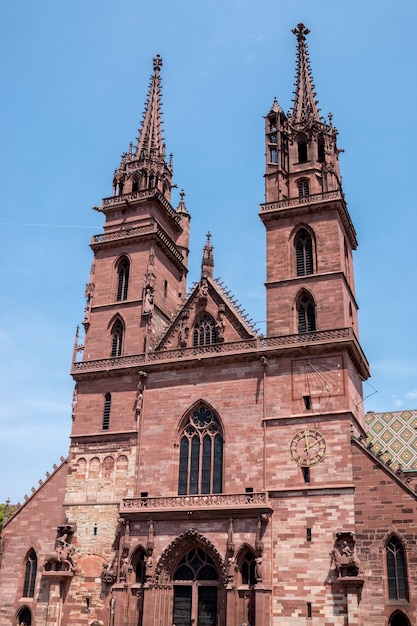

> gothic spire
[134,55,165,160]
[290,24,320,125]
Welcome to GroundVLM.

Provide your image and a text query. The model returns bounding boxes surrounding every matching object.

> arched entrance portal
[173,547,219,626]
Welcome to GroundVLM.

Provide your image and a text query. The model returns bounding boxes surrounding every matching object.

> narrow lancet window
[387,536,409,600]
[116,257,130,301]
[102,393,111,430]
[23,549,37,598]
[295,228,313,275]
[111,319,124,357]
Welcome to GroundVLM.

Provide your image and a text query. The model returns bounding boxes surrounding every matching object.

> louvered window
[297,293,316,333]
[116,257,130,301]
[295,229,313,276]
[178,404,223,495]
[387,537,408,600]
[111,320,123,357]
[297,179,309,197]
[193,314,217,347]
[102,393,111,430]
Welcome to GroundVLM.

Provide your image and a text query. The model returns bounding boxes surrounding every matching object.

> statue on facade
[330,539,362,577]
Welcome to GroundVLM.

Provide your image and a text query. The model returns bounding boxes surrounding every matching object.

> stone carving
[71,385,78,421]
[44,536,75,573]
[255,556,263,583]
[216,309,225,342]
[44,526,76,573]
[197,278,209,302]
[178,311,190,348]
[330,535,362,578]
[135,384,143,415]
[225,518,235,584]
[255,516,264,583]
[119,556,129,582]
[142,285,154,315]
[101,562,117,585]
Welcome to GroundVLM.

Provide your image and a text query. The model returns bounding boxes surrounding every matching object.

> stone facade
[0,24,416,626]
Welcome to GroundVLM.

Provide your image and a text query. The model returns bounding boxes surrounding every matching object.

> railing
[260,190,342,213]
[120,492,269,513]
[91,224,155,244]
[72,328,359,374]
[102,189,180,223]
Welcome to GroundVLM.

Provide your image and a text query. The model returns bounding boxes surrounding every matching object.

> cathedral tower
[261,24,357,342]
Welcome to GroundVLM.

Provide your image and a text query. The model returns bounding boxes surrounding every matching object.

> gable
[155,277,257,351]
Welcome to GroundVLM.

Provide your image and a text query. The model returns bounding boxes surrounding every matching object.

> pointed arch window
[17,608,32,626]
[297,292,316,333]
[295,228,313,276]
[387,536,409,600]
[102,393,111,430]
[193,314,217,347]
[297,178,309,197]
[178,404,223,495]
[240,550,257,587]
[116,257,130,301]
[23,549,37,598]
[111,319,124,357]
[132,177,139,193]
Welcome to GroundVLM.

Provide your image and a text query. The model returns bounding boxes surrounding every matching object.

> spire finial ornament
[292,23,310,42]
[290,23,320,124]
[153,54,162,73]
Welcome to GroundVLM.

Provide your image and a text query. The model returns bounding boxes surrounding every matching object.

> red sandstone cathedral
[0,24,416,626]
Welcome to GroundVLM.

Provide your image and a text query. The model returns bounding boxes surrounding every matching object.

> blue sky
[1,0,416,503]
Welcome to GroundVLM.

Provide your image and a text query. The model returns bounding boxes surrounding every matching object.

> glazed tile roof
[365,409,417,472]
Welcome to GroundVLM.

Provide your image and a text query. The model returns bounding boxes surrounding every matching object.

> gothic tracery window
[116,257,130,301]
[295,228,313,276]
[110,319,124,357]
[386,536,409,601]
[178,404,223,495]
[297,292,316,333]
[193,314,217,347]
[23,549,37,598]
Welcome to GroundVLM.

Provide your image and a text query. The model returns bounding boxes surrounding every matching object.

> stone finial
[292,23,310,41]
[201,232,214,279]
[153,54,163,72]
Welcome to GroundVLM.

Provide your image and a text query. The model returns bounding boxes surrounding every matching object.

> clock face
[290,429,326,466]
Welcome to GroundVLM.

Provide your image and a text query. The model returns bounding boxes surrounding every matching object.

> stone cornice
[259,190,357,250]
[71,327,369,380]
[119,492,272,520]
